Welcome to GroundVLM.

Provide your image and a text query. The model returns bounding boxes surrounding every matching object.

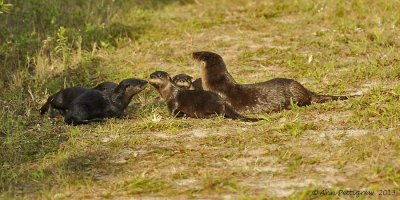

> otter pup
[149,71,260,122]
[64,78,147,125]
[193,51,349,113]
[40,81,118,117]
[172,74,194,89]
[172,74,203,90]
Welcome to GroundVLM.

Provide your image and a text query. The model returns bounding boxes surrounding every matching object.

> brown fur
[193,51,349,114]
[149,71,260,122]
[172,74,195,90]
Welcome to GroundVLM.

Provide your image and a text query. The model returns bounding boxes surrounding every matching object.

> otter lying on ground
[193,51,349,114]
[172,74,203,90]
[40,82,118,117]
[149,71,260,122]
[64,78,147,125]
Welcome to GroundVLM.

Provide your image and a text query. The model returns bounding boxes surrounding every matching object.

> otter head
[148,71,172,90]
[172,74,193,89]
[149,71,177,101]
[115,78,148,97]
[93,81,118,94]
[192,51,226,72]
[193,51,231,86]
[112,78,147,109]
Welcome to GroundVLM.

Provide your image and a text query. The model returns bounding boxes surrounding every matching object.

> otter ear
[188,76,194,81]
[168,75,172,82]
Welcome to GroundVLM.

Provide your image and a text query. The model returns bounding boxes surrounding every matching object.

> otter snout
[174,80,191,88]
[138,80,148,90]
[138,79,148,85]
[116,78,148,94]
[122,79,147,96]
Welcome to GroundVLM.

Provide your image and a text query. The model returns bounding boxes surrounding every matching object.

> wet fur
[193,51,349,113]
[39,82,118,117]
[64,79,147,125]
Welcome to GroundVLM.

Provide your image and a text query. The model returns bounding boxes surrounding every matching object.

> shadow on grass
[0,0,194,86]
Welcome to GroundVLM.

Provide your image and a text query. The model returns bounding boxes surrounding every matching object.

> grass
[1,0,400,199]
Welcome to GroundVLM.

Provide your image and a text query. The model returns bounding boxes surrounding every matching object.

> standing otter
[40,81,118,117]
[149,71,260,122]
[172,74,203,90]
[193,51,349,113]
[64,78,147,125]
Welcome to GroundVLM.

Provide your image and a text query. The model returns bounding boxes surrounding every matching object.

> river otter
[149,71,260,122]
[64,78,147,125]
[172,74,203,90]
[40,81,118,117]
[193,51,349,113]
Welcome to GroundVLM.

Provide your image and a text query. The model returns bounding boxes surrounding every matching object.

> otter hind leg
[288,82,313,107]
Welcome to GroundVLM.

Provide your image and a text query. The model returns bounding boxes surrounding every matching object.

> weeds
[1,0,400,199]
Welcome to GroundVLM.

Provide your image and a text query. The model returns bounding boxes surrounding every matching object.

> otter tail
[224,103,262,122]
[309,91,350,103]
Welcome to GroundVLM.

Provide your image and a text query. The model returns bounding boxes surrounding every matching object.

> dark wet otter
[149,71,260,122]
[40,82,118,117]
[172,74,203,90]
[64,78,147,125]
[193,51,349,113]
